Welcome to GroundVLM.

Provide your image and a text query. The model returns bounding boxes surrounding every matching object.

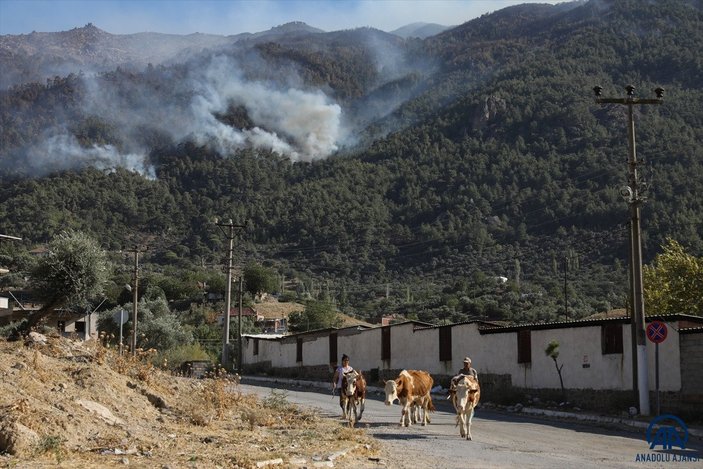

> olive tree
[25,230,111,329]
[243,263,278,298]
[644,239,703,316]
[288,300,340,332]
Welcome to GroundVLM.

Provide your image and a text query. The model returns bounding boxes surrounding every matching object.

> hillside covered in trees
[1,0,702,327]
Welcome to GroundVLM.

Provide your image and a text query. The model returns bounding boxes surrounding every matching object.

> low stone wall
[267,364,332,381]
[243,360,273,375]
[655,391,703,423]
[506,387,635,413]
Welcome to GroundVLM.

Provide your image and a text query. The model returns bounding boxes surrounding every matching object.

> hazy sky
[0,0,571,36]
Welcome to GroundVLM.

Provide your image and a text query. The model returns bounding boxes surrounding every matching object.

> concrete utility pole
[215,219,245,370]
[238,275,244,375]
[126,246,148,356]
[563,256,568,321]
[593,84,663,416]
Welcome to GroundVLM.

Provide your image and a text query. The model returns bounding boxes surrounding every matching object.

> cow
[341,370,366,427]
[383,369,435,427]
[453,375,481,440]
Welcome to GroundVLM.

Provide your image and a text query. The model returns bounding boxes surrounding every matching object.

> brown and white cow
[341,370,366,426]
[383,370,435,427]
[453,375,481,440]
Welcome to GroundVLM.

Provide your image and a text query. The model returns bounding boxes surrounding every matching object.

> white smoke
[24,133,154,177]
[188,56,342,161]
[13,54,345,177]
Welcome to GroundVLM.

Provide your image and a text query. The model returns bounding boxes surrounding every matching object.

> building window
[517,329,531,363]
[253,338,259,356]
[439,326,452,362]
[602,323,623,354]
[57,321,66,333]
[75,321,86,334]
[381,326,391,360]
[296,338,303,363]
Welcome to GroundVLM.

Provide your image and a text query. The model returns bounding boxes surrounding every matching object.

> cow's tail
[427,397,435,412]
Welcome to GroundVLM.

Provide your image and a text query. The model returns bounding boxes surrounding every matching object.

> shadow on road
[370,432,433,441]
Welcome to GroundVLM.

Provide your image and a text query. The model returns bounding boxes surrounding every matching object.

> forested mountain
[1,0,701,325]
[389,23,452,39]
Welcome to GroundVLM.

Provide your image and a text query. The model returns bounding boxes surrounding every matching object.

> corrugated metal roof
[413,319,503,331]
[479,313,703,334]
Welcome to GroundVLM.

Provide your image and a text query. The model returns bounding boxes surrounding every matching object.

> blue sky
[0,0,570,36]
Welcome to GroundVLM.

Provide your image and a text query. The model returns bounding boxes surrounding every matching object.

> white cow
[453,375,481,440]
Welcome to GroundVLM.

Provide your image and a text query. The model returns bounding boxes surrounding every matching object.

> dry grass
[0,335,389,468]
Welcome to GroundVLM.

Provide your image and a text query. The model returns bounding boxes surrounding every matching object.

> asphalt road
[239,380,702,469]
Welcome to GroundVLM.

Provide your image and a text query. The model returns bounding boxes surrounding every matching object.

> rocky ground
[0,334,392,468]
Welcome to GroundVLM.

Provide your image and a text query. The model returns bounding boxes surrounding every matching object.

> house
[251,298,305,334]
[45,309,99,340]
[218,306,259,326]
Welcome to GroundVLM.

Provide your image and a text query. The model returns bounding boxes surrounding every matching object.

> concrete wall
[339,328,381,372]
[529,326,632,391]
[450,323,484,376]
[680,331,703,393]
[301,334,328,366]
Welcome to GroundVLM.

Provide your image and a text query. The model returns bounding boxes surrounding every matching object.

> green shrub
[154,342,212,370]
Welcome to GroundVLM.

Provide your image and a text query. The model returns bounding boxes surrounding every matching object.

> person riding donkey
[332,354,354,414]
[448,357,478,400]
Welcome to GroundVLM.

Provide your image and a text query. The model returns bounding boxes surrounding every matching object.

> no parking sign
[647,321,668,343]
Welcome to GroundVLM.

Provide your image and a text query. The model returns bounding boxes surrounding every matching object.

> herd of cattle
[340,369,482,440]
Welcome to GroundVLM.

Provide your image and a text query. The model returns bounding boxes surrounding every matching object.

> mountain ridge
[0,0,701,323]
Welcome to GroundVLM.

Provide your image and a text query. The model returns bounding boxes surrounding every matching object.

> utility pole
[563,257,568,321]
[562,251,577,320]
[594,84,663,416]
[215,218,245,370]
[238,275,244,375]
[126,246,147,356]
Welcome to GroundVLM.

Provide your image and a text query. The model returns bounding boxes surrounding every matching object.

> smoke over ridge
[188,56,342,161]
[8,54,345,177]
[24,133,153,177]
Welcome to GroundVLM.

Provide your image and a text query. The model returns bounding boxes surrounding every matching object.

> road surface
[239,379,702,468]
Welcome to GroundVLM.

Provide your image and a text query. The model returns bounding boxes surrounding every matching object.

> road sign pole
[646,320,667,417]
[655,342,660,416]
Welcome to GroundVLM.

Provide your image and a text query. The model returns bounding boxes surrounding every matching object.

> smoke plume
[7,54,345,177]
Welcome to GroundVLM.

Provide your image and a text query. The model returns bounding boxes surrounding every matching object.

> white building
[242,314,703,416]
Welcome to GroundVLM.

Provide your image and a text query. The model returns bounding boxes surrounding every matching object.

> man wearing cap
[458,357,478,380]
[448,357,478,400]
[332,354,354,413]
